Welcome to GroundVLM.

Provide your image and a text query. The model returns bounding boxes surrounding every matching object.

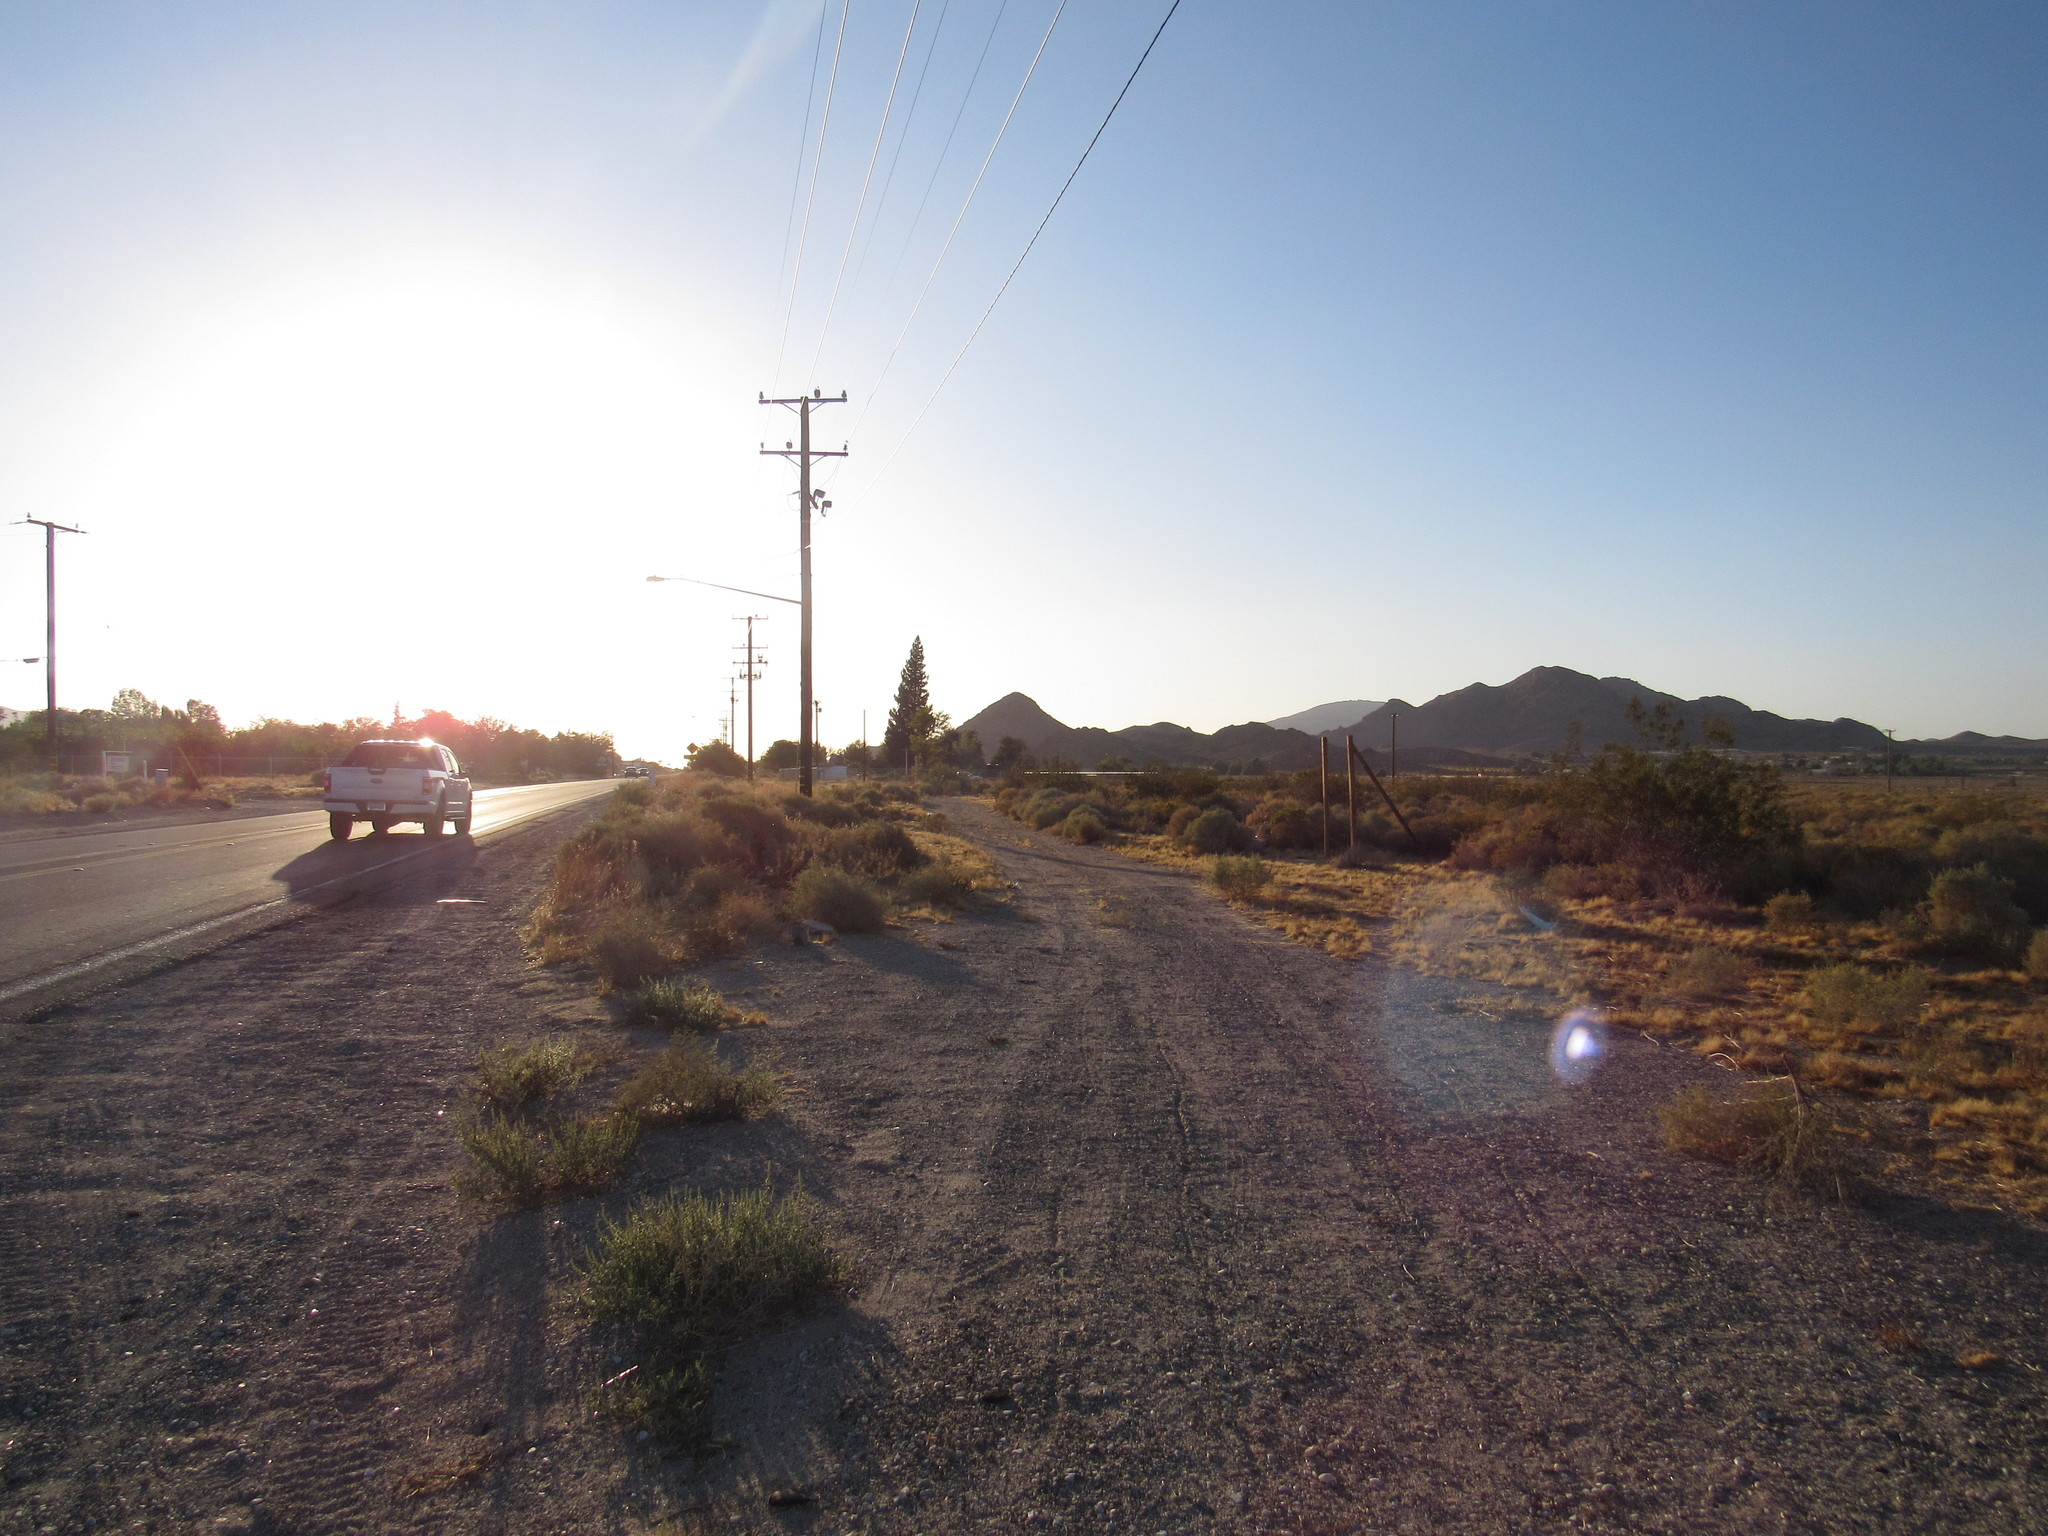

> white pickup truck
[322,739,474,840]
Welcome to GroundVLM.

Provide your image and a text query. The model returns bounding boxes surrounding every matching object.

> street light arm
[646,575,801,607]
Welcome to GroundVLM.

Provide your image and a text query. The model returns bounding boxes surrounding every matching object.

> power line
[773,0,853,390]
[770,1,833,326]
[853,0,1183,498]
[808,0,927,382]
[876,0,1011,306]
[845,0,957,298]
[850,0,1066,436]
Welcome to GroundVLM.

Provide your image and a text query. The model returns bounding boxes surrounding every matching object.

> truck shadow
[271,832,479,905]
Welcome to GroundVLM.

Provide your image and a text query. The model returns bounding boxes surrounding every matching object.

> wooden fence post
[1345,735,1358,852]
[1319,735,1330,858]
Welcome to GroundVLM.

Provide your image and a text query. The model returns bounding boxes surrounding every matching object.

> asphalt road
[0,779,616,1011]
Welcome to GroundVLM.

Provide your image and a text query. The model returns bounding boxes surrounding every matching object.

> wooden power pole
[16,517,84,771]
[760,390,847,796]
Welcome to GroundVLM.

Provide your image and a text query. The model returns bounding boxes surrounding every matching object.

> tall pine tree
[881,636,933,769]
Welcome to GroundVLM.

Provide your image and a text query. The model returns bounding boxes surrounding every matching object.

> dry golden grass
[1083,782,2048,1211]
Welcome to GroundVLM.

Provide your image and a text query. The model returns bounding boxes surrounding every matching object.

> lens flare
[1548,1008,1607,1085]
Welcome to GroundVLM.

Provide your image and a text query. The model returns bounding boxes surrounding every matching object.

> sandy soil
[2,798,2045,1534]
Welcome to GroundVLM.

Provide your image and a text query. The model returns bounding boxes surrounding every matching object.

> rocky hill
[954,667,1998,769]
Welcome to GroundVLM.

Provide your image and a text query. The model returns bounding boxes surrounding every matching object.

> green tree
[685,740,748,778]
[881,636,934,771]
[760,738,801,771]
[110,688,162,720]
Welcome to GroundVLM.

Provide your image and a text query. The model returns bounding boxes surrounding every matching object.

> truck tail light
[422,772,434,796]
[322,771,331,793]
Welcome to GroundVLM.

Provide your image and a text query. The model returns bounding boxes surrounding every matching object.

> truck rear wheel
[421,799,446,837]
[328,813,353,841]
[453,806,472,835]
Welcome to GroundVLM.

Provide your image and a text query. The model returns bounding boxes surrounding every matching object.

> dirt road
[2,798,2043,1534]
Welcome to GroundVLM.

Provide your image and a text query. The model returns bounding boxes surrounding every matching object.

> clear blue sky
[0,1,2041,756]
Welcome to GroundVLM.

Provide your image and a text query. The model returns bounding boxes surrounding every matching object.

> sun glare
[54,261,764,750]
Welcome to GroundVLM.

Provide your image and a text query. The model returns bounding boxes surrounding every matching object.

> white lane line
[0,788,600,1006]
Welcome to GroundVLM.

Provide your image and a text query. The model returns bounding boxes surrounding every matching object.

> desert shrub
[1210,855,1272,900]
[1247,799,1322,852]
[1669,946,1754,999]
[613,779,654,809]
[629,978,732,1032]
[1764,891,1819,932]
[1165,804,1203,840]
[916,765,969,795]
[898,860,973,908]
[699,795,800,878]
[1182,807,1247,855]
[689,888,778,955]
[2028,928,2048,982]
[590,911,669,992]
[1659,1083,1847,1193]
[1129,768,1221,803]
[1934,824,2048,919]
[0,786,65,814]
[790,865,886,934]
[459,1114,640,1207]
[810,820,925,880]
[616,1038,779,1124]
[81,793,119,813]
[1806,963,1931,1033]
[1061,807,1107,844]
[1926,865,2032,961]
[781,793,861,827]
[1449,803,1563,872]
[477,1037,593,1111]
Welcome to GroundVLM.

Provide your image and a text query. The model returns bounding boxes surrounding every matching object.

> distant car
[322,740,473,841]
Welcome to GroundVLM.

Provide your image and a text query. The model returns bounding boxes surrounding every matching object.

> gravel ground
[2,797,2044,1534]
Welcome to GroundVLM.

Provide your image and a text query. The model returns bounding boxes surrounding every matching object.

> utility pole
[1885,728,1895,794]
[15,518,85,771]
[1390,712,1399,780]
[733,615,769,782]
[760,390,847,796]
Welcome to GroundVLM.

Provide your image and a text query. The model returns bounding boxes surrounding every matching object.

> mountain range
[959,666,2043,770]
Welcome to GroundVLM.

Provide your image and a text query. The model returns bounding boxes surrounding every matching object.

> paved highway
[0,779,616,1009]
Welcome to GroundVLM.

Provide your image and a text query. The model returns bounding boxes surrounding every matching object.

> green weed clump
[459,1114,640,1207]
[579,1186,846,1444]
[477,1037,594,1112]
[615,1038,780,1125]
[629,978,732,1032]
[1210,854,1272,900]
[1806,963,1931,1033]
[790,865,886,934]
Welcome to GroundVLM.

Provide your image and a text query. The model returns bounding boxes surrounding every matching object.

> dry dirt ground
[3,798,2046,1535]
